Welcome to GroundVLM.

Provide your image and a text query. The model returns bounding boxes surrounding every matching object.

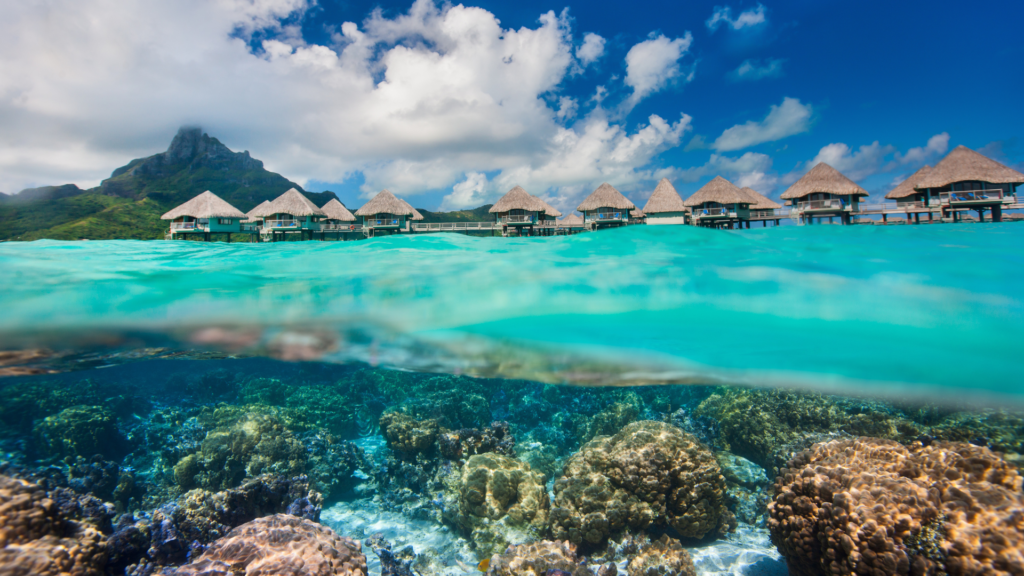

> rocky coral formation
[576,400,640,444]
[716,452,770,526]
[626,534,697,576]
[437,421,515,461]
[173,412,307,491]
[485,540,595,576]
[379,412,440,456]
[0,474,108,576]
[768,437,1024,576]
[169,514,367,575]
[302,431,369,501]
[550,421,730,547]
[694,388,924,471]
[32,405,122,460]
[443,452,550,556]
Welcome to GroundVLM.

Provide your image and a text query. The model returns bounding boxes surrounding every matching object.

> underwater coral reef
[1,357,1022,576]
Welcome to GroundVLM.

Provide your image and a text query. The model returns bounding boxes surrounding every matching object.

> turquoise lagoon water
[1,223,1021,403]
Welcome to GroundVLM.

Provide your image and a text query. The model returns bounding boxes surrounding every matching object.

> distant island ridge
[0,127,493,241]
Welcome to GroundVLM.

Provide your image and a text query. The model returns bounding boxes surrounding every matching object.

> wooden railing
[594,212,625,220]
[321,223,362,231]
[368,218,402,227]
[411,222,499,232]
[170,222,200,230]
[264,219,300,228]
[940,190,1005,203]
[797,199,843,210]
[499,215,534,223]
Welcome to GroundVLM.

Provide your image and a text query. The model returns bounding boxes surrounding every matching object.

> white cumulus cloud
[0,0,696,206]
[727,58,785,82]
[713,97,812,152]
[623,33,694,109]
[786,132,951,184]
[576,33,606,66]
[706,4,767,32]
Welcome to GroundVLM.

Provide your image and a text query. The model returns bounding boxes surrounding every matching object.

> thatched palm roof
[161,190,246,220]
[630,208,645,218]
[739,187,782,209]
[268,188,327,217]
[577,183,635,211]
[536,198,563,218]
[781,163,868,200]
[885,166,932,199]
[321,199,356,222]
[489,186,547,213]
[355,189,418,217]
[915,145,1024,189]
[643,178,687,213]
[409,206,425,221]
[557,213,584,226]
[245,200,273,221]
[683,176,750,207]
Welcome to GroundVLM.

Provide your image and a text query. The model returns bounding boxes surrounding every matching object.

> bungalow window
[217,218,234,225]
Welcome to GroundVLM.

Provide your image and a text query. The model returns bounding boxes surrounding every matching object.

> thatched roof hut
[683,176,750,207]
[557,213,584,226]
[489,186,547,213]
[245,200,273,221]
[161,190,246,220]
[630,208,645,218]
[739,187,782,209]
[781,163,868,200]
[355,189,419,217]
[268,188,327,217]
[885,166,932,199]
[915,145,1024,189]
[321,198,356,222]
[577,183,635,211]
[643,178,687,213]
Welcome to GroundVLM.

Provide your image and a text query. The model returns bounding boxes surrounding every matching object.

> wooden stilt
[993,205,1003,222]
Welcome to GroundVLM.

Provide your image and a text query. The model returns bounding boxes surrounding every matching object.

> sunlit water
[2,223,1022,403]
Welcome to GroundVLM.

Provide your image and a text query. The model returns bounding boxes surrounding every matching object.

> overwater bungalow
[882,166,936,224]
[490,186,548,236]
[629,208,646,225]
[355,189,423,236]
[556,213,585,234]
[683,176,752,228]
[162,190,247,241]
[781,163,868,225]
[739,187,783,226]
[262,188,327,241]
[642,178,689,225]
[243,200,272,233]
[536,198,563,235]
[912,146,1024,223]
[577,183,635,230]
[320,199,357,234]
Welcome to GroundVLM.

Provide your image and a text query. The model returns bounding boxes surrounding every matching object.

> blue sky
[1,0,1022,212]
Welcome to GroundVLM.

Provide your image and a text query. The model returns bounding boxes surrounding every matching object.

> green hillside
[416,204,493,223]
[0,128,337,241]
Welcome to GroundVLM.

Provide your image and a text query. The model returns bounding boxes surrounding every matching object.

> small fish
[477,558,490,572]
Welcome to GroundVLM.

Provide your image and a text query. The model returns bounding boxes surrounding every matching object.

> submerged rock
[443,452,550,556]
[167,514,366,575]
[769,437,1024,576]
[32,405,122,460]
[626,534,696,576]
[550,421,731,548]
[379,413,440,457]
[485,540,594,576]
[0,474,108,576]
[715,452,770,526]
[437,421,516,461]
